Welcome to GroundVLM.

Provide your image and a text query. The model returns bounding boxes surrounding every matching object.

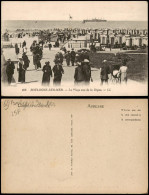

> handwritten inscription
[11,108,21,117]
[3,100,55,110]
[3,100,56,117]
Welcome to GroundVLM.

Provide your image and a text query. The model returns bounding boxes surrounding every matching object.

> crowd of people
[41,48,92,86]
[41,58,92,86]
[30,40,43,70]
[2,39,128,86]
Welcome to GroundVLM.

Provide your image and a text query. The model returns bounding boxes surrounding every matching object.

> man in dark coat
[30,41,36,53]
[42,61,52,86]
[59,52,63,64]
[65,51,71,66]
[6,59,15,85]
[48,42,52,50]
[35,53,41,70]
[36,44,43,59]
[54,40,59,47]
[52,63,64,86]
[74,62,85,85]
[38,46,43,59]
[70,48,76,66]
[82,59,92,85]
[63,47,67,54]
[15,43,19,55]
[100,60,110,85]
[17,58,26,83]
[22,40,26,48]
[22,52,30,70]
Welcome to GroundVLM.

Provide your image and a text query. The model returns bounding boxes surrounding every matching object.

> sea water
[2,20,148,32]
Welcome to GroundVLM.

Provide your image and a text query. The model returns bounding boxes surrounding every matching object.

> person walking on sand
[52,62,64,86]
[22,40,26,48]
[6,59,15,85]
[48,42,52,50]
[119,59,128,84]
[70,48,76,66]
[17,57,26,83]
[42,61,52,86]
[59,52,64,65]
[99,60,110,85]
[65,51,71,66]
[74,62,85,85]
[82,59,92,85]
[31,41,37,66]
[15,43,19,55]
[34,53,41,70]
[22,52,30,70]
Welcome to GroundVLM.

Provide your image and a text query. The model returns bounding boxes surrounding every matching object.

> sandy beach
[2,45,147,96]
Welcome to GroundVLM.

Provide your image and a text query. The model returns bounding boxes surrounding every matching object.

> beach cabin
[118,34,126,44]
[115,34,124,45]
[131,36,140,46]
[100,34,108,45]
[109,34,115,46]
[65,36,87,49]
[2,33,9,41]
[131,35,148,47]
[142,36,148,46]
[125,35,132,47]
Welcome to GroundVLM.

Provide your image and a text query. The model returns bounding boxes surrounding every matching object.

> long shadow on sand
[27,69,36,71]
[17,80,39,84]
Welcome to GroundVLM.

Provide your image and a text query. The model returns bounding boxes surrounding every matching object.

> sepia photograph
[1,98,148,193]
[1,1,148,96]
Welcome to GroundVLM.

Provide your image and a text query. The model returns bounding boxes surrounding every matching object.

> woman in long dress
[42,61,52,86]
[17,58,26,83]
[52,62,64,86]
[119,60,128,84]
[22,52,30,70]
[15,43,19,55]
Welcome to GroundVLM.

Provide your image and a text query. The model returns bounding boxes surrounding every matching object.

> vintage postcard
[1,99,148,193]
[1,1,148,96]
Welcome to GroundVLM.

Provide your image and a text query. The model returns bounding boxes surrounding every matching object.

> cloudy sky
[2,1,148,21]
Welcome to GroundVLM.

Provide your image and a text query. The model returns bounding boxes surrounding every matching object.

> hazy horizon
[2,19,148,22]
[2,1,148,21]
[2,20,148,31]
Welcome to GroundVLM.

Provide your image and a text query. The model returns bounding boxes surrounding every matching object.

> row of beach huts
[2,28,148,49]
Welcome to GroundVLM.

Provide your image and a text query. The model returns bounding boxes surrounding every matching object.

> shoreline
[2,20,148,32]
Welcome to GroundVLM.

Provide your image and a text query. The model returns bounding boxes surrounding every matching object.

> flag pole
[69,14,72,30]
